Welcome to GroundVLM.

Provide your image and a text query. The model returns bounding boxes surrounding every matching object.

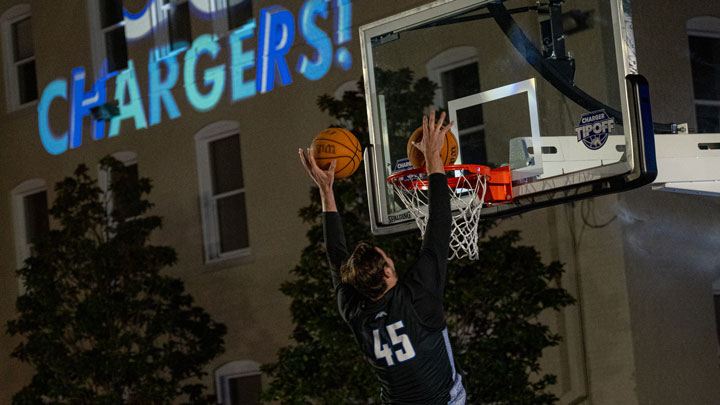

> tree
[6,157,226,405]
[445,232,574,404]
[261,71,574,404]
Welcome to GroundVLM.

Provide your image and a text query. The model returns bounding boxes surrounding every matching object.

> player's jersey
[324,173,465,404]
[341,281,458,404]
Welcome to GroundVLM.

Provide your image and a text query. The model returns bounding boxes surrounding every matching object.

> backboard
[360,0,657,234]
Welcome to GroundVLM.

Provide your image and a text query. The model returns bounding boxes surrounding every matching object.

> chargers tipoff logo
[575,110,615,150]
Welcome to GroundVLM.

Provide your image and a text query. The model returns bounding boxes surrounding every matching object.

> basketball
[311,128,362,178]
[406,125,459,169]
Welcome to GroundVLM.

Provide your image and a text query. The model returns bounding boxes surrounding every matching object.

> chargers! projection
[37,0,352,155]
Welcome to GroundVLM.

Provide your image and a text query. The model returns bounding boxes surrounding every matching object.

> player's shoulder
[383,283,421,316]
[398,272,435,298]
[336,283,364,317]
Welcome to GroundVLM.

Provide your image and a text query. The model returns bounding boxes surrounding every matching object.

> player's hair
[341,242,388,300]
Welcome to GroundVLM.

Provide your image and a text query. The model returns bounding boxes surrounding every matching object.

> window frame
[195,121,251,264]
[687,16,720,133]
[1,4,37,112]
[426,46,479,110]
[439,61,485,134]
[211,0,253,38]
[334,80,358,100]
[426,46,485,164]
[214,360,262,405]
[153,0,193,57]
[11,178,48,295]
[87,0,129,78]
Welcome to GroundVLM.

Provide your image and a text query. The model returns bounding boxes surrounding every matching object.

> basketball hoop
[387,164,513,260]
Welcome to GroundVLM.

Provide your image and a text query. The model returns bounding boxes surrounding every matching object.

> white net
[388,168,489,260]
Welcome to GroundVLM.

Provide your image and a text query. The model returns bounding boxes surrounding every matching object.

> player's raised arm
[299,148,347,290]
[299,148,337,212]
[412,111,453,294]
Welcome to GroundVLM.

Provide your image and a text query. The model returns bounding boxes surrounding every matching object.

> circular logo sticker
[575,110,615,150]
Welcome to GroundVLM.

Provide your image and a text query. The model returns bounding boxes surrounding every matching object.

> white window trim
[1,4,37,112]
[696,100,720,108]
[195,120,251,264]
[211,0,229,37]
[426,46,480,110]
[214,360,261,405]
[334,80,358,100]
[687,16,720,39]
[12,178,47,295]
[87,0,127,79]
[211,0,232,38]
[151,0,192,59]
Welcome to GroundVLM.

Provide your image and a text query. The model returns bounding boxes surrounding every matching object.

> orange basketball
[406,125,459,169]
[311,128,362,178]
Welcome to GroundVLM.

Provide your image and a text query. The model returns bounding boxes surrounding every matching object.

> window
[12,179,49,294]
[214,360,261,405]
[88,0,128,76]
[99,151,139,220]
[112,161,139,219]
[427,47,487,165]
[195,121,250,263]
[156,0,192,53]
[441,62,486,164]
[1,4,38,111]
[212,0,253,37]
[688,17,720,133]
[226,0,253,31]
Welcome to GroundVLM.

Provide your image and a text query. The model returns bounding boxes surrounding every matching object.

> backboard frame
[360,0,657,235]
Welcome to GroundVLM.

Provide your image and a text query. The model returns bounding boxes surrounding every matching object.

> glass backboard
[360,0,656,234]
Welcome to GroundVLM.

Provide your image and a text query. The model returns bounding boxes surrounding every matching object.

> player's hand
[414,110,452,155]
[299,147,337,194]
[413,110,453,174]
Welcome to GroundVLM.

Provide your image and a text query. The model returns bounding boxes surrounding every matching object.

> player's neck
[371,280,397,301]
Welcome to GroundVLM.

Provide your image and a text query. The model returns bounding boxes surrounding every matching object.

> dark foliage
[7,157,226,405]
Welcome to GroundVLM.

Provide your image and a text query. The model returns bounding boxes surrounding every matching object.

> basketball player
[299,111,466,404]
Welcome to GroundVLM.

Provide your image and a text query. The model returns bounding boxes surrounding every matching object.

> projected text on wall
[37,0,352,155]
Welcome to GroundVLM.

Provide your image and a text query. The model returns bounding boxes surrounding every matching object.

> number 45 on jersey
[374,321,416,366]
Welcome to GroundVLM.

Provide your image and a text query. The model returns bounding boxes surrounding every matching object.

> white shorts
[448,372,466,405]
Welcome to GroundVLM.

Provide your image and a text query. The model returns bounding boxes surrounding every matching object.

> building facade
[0,0,718,404]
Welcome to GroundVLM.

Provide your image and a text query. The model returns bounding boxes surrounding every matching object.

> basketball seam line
[316,156,355,176]
[340,129,359,152]
[319,132,361,162]
[333,128,361,162]
[314,140,360,176]
[314,136,361,168]
[314,137,358,152]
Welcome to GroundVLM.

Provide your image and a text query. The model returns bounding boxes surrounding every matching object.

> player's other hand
[299,148,337,194]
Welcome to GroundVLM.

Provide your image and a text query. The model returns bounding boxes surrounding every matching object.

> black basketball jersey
[324,173,462,404]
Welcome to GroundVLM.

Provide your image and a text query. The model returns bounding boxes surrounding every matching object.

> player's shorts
[448,372,466,405]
